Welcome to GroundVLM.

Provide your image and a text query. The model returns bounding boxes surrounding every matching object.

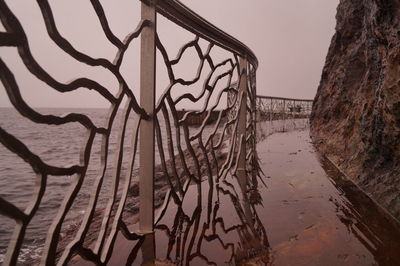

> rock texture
[311,0,400,220]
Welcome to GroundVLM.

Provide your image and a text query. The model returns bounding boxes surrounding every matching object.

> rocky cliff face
[311,0,400,220]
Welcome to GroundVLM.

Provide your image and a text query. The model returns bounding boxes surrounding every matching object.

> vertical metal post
[227,90,234,136]
[251,74,257,183]
[282,99,286,131]
[283,100,286,119]
[236,57,252,225]
[270,98,272,122]
[140,0,156,263]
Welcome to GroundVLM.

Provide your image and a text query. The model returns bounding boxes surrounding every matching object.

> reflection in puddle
[152,171,271,265]
[104,129,400,265]
[257,130,400,266]
[320,157,400,266]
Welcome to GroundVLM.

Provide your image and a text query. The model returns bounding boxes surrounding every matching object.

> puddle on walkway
[256,129,400,266]
[76,129,400,265]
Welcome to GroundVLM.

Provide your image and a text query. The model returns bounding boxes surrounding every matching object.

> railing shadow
[317,156,400,266]
[111,163,271,265]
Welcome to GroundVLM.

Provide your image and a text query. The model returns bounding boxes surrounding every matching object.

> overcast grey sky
[0,0,338,108]
[182,0,339,99]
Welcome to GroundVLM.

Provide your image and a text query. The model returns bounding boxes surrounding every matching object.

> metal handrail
[257,95,313,102]
[143,0,258,69]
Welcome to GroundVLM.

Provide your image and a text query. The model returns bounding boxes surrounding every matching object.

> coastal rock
[311,0,400,220]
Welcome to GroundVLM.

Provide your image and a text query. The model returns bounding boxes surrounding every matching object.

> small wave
[0,244,43,265]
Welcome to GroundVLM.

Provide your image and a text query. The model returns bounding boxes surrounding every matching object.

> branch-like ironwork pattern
[0,0,261,264]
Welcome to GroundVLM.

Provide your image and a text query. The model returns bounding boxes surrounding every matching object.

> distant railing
[255,96,313,140]
[256,96,313,121]
[0,0,260,265]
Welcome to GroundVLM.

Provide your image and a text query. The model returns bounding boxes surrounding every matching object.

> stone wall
[311,0,400,220]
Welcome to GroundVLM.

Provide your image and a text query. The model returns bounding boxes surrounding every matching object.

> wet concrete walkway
[79,128,400,265]
[256,129,400,266]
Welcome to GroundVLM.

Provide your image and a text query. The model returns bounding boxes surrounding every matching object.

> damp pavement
[255,129,400,266]
[76,129,400,265]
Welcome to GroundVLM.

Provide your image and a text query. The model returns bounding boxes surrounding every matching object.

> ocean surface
[0,107,308,264]
[0,107,204,264]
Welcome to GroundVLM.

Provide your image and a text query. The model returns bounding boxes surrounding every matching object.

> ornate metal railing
[255,96,313,141]
[0,0,260,264]
[256,96,313,121]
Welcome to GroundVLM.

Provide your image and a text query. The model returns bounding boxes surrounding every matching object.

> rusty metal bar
[139,0,156,263]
